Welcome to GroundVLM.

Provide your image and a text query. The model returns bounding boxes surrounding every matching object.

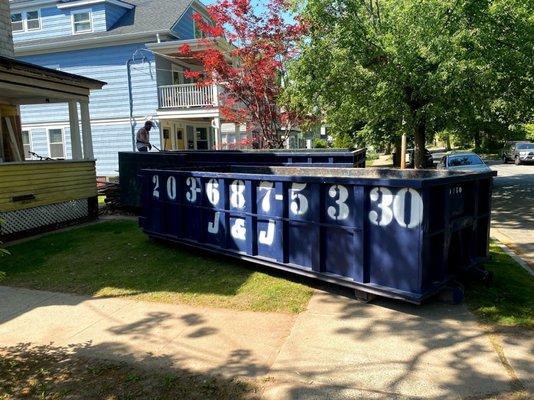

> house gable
[10,0,132,43]
[171,1,212,40]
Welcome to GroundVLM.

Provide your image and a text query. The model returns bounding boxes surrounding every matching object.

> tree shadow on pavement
[0,342,261,400]
[268,286,532,400]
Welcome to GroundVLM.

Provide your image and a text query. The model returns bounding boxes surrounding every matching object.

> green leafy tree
[285,0,533,167]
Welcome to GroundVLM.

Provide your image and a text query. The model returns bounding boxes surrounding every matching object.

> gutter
[14,30,178,56]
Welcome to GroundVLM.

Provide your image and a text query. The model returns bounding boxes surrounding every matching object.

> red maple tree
[179,0,307,149]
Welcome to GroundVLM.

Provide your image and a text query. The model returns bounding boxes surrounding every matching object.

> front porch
[0,56,104,240]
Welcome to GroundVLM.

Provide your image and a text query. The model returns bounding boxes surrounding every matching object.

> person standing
[136,121,153,152]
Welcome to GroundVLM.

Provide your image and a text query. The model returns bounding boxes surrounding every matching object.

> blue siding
[20,44,160,176]
[20,44,158,121]
[13,4,108,43]
[172,6,195,39]
[105,3,127,29]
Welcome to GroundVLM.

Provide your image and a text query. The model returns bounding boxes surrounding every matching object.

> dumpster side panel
[139,168,494,303]
[366,186,424,293]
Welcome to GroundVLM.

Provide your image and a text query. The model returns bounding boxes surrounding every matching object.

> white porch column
[80,100,94,159]
[212,117,221,150]
[68,101,82,160]
[212,84,219,107]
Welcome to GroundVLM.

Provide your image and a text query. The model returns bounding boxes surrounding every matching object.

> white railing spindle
[158,84,217,109]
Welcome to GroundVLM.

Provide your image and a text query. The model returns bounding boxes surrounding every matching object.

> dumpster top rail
[143,165,496,188]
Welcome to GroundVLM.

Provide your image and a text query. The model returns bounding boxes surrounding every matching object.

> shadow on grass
[0,342,260,400]
[1,220,314,314]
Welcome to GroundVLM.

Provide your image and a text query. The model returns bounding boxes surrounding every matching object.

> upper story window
[11,13,23,32]
[193,20,206,39]
[72,10,92,34]
[11,10,40,33]
[26,10,41,31]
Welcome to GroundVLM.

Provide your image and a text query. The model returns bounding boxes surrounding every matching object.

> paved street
[490,162,534,268]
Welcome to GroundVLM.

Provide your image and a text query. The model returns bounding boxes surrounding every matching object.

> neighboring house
[0,0,105,240]
[10,0,246,177]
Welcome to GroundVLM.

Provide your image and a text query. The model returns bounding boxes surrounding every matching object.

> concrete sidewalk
[0,286,531,399]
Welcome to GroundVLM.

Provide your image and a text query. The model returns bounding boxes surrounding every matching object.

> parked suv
[502,141,534,165]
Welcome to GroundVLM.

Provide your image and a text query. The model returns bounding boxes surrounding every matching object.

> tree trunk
[473,130,481,151]
[393,136,402,167]
[414,121,426,169]
[445,132,451,151]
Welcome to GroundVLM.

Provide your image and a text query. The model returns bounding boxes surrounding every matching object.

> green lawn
[466,243,534,329]
[1,220,313,313]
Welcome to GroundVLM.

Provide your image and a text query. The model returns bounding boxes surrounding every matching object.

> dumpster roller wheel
[354,289,377,303]
[438,282,465,305]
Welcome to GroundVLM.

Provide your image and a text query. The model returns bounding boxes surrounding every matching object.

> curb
[492,238,534,277]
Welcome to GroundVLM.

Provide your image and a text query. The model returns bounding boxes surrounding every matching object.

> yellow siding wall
[0,161,97,212]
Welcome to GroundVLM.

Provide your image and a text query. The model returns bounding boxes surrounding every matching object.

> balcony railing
[158,83,217,109]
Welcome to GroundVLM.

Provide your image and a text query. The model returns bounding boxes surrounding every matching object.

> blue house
[10,0,244,176]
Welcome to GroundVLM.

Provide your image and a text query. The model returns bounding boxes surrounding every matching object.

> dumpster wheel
[354,289,377,303]
[437,281,465,305]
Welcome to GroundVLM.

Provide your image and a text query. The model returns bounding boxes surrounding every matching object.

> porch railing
[158,84,217,109]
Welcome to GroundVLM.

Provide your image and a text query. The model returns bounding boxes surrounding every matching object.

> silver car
[437,152,492,173]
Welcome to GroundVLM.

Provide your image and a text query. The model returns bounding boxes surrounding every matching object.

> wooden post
[80,100,94,160]
[400,133,407,170]
[68,101,82,160]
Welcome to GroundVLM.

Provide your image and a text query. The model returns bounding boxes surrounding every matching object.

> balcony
[158,83,217,109]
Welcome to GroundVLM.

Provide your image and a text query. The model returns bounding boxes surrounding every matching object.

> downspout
[127,58,135,151]
[127,48,156,152]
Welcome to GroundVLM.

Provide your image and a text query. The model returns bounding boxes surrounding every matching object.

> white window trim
[11,9,42,33]
[71,9,93,35]
[11,12,24,33]
[47,127,66,159]
[26,9,42,32]
[21,129,33,160]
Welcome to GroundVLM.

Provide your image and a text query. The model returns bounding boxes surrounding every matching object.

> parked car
[502,141,534,165]
[437,152,492,172]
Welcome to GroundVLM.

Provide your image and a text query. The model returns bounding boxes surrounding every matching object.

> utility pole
[400,118,407,169]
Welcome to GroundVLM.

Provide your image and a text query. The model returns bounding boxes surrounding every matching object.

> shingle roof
[13,0,194,49]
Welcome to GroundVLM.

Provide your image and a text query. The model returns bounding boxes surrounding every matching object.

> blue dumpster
[119,149,366,208]
[139,166,496,303]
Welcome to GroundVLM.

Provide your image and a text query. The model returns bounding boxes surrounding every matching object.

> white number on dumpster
[259,181,274,212]
[327,185,349,221]
[152,175,160,199]
[166,176,177,200]
[206,179,220,206]
[186,177,201,203]
[369,187,423,228]
[230,180,246,209]
[290,183,309,216]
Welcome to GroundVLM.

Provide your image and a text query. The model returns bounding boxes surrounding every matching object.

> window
[193,16,210,39]
[48,128,65,159]
[11,13,23,32]
[72,11,92,34]
[21,130,32,160]
[26,10,41,30]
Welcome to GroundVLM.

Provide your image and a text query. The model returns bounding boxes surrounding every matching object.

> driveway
[490,162,534,268]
